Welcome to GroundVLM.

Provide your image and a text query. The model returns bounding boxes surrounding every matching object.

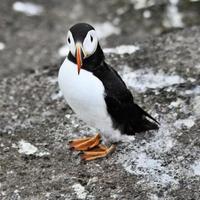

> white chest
[58,58,110,129]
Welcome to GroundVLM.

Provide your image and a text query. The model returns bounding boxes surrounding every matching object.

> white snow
[129,152,162,175]
[163,0,184,28]
[72,183,87,200]
[122,152,177,186]
[169,98,184,108]
[51,91,63,100]
[122,68,185,92]
[192,86,200,94]
[130,0,155,10]
[18,140,50,156]
[36,151,50,157]
[193,96,200,117]
[118,121,178,186]
[191,161,200,176]
[18,140,38,155]
[149,194,161,200]
[13,2,44,16]
[45,192,51,198]
[116,7,127,15]
[0,42,5,51]
[179,86,200,99]
[104,45,139,55]
[174,117,195,129]
[58,44,69,57]
[47,77,58,84]
[94,22,120,39]
[143,10,151,19]
[195,63,200,69]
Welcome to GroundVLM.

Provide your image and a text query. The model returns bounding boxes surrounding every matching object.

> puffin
[58,23,159,161]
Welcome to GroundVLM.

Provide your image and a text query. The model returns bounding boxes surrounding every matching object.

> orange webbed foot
[69,133,101,151]
[81,144,116,161]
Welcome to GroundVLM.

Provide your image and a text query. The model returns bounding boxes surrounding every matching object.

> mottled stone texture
[1,26,200,200]
[0,0,200,199]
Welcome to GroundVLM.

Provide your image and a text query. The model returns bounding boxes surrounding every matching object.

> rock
[1,0,200,198]
[0,26,200,199]
[1,0,200,78]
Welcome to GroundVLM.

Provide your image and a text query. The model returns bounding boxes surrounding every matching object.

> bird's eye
[90,35,93,42]
[68,37,71,43]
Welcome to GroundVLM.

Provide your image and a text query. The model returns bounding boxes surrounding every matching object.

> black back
[92,62,159,135]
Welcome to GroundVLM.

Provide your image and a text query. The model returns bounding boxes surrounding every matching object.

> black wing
[93,62,159,135]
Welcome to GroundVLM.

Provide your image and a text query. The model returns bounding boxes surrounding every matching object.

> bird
[58,23,159,161]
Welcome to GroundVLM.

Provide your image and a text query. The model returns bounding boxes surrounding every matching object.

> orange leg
[81,144,116,161]
[69,133,101,151]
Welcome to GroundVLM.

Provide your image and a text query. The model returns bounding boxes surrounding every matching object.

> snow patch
[72,183,87,199]
[179,86,200,100]
[185,86,200,95]
[174,117,195,129]
[149,194,161,200]
[191,161,200,176]
[104,45,139,55]
[47,77,58,84]
[192,96,200,117]
[118,121,178,187]
[131,0,156,10]
[195,63,200,69]
[163,0,184,28]
[18,140,49,156]
[36,151,50,157]
[122,68,185,92]
[130,152,162,175]
[18,140,38,155]
[143,10,151,19]
[0,42,5,51]
[13,2,43,16]
[58,44,69,57]
[51,91,63,100]
[169,98,184,108]
[122,152,177,186]
[94,22,120,39]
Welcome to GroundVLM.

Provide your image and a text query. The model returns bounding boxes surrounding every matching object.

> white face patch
[67,29,98,58]
[83,30,98,58]
[67,31,76,57]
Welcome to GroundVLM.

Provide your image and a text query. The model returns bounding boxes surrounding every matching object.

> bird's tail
[136,117,159,132]
[124,104,159,134]
[134,103,159,132]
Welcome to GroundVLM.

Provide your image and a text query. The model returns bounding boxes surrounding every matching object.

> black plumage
[92,62,159,135]
[68,23,159,135]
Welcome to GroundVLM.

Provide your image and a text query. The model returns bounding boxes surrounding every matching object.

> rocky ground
[1,0,200,200]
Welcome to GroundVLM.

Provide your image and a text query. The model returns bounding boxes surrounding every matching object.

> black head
[69,23,94,43]
[67,23,104,74]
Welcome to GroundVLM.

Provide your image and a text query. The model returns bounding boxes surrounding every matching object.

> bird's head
[67,23,100,74]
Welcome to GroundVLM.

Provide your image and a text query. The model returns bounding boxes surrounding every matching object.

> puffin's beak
[75,43,84,75]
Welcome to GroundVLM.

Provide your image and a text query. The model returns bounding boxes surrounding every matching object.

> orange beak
[75,44,84,75]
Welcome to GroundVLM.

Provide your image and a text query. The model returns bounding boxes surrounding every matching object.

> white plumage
[58,57,122,142]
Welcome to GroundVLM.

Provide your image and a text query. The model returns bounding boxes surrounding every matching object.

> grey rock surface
[1,25,200,199]
[1,0,200,78]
